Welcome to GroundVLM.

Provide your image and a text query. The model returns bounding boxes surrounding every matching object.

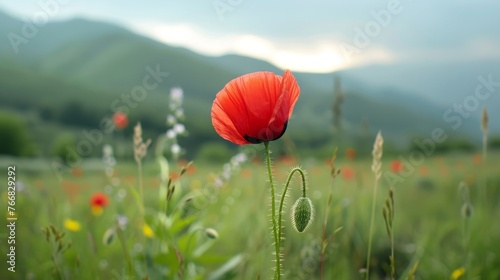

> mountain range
[1,9,497,153]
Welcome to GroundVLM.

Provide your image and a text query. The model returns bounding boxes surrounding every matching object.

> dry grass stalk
[481,107,489,161]
[366,131,384,280]
[133,122,151,214]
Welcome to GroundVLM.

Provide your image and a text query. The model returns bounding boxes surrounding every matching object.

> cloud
[5,0,499,73]
[130,22,395,72]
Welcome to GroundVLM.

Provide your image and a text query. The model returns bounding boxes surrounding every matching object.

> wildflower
[72,167,83,178]
[175,109,184,119]
[117,215,128,229]
[166,129,176,139]
[90,192,109,216]
[390,160,403,174]
[279,155,296,166]
[170,87,183,103]
[112,111,128,129]
[143,224,154,238]
[440,166,449,175]
[170,172,180,181]
[342,166,355,180]
[345,148,356,160]
[64,218,81,232]
[472,153,481,165]
[418,166,429,176]
[173,123,185,134]
[451,267,465,280]
[171,143,181,156]
[166,115,176,125]
[211,70,300,145]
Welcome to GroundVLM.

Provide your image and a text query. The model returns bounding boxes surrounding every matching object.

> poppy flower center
[243,121,288,144]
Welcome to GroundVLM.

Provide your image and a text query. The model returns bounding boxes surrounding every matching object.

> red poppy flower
[113,111,128,129]
[472,153,481,165]
[71,167,83,178]
[345,148,356,160]
[279,155,296,166]
[90,192,109,208]
[342,166,355,180]
[170,172,180,181]
[418,166,429,176]
[391,160,403,174]
[211,70,300,145]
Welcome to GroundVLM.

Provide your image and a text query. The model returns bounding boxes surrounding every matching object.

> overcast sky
[1,0,500,72]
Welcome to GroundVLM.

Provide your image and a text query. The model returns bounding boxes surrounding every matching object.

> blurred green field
[1,149,499,280]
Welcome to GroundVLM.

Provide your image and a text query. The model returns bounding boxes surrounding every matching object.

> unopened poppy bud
[461,202,474,219]
[291,197,314,232]
[102,228,116,245]
[204,228,219,239]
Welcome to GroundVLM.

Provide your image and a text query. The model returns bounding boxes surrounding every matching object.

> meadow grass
[1,151,500,279]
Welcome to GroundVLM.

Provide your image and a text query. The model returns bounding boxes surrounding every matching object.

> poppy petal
[212,72,281,144]
[211,100,247,145]
[267,70,300,140]
[211,70,300,145]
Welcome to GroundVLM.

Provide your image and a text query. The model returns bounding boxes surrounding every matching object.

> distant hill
[0,9,491,154]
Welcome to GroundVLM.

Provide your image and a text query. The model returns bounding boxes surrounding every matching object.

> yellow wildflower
[64,218,81,232]
[143,224,154,238]
[451,267,465,280]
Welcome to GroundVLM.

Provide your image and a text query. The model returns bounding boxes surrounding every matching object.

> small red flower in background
[241,168,252,179]
[345,148,356,160]
[342,166,355,180]
[113,111,128,129]
[178,159,196,175]
[186,164,196,175]
[62,180,81,201]
[211,70,300,145]
[90,192,109,216]
[440,166,449,175]
[90,192,108,207]
[391,160,403,174]
[418,166,429,176]
[472,153,481,165]
[279,155,296,166]
[170,172,180,181]
[71,167,83,178]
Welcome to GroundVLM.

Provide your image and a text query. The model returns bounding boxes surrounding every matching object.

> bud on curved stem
[264,141,314,279]
[291,197,315,232]
[279,167,313,240]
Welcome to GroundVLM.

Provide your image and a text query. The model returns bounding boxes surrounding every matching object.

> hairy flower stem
[264,142,281,280]
[278,167,307,244]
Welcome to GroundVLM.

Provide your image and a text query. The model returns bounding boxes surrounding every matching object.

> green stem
[390,223,395,280]
[366,178,379,280]
[115,219,134,277]
[278,167,307,244]
[138,161,144,209]
[264,142,281,280]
